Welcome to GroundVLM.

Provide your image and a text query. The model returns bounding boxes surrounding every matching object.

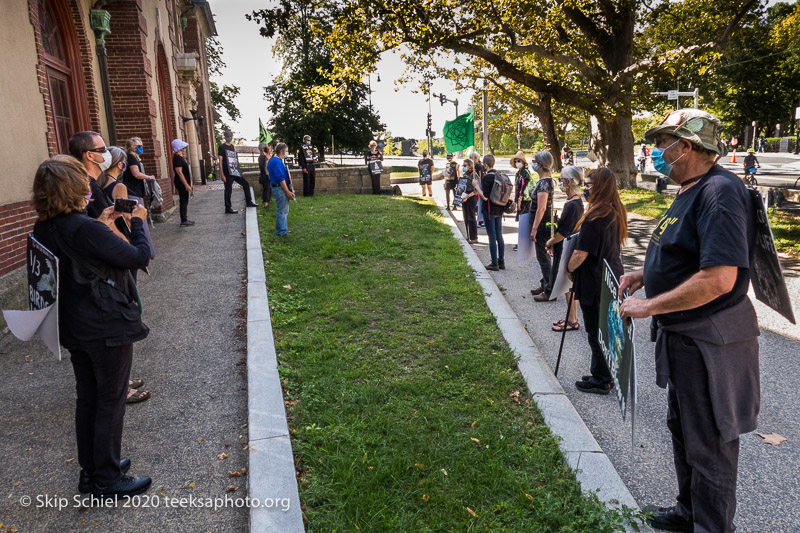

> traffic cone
[731,150,736,163]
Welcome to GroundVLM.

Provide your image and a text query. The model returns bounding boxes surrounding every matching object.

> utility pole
[516,121,522,150]
[482,80,489,156]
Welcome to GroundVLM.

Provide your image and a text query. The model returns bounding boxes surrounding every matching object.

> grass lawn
[258,195,638,532]
[389,165,420,179]
[620,187,799,256]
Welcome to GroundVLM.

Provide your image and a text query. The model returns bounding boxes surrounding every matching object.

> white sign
[795,107,800,120]
[667,90,678,100]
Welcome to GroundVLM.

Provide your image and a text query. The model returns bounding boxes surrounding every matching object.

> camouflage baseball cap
[645,108,727,156]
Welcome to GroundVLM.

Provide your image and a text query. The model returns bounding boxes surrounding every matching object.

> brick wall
[0,202,39,277]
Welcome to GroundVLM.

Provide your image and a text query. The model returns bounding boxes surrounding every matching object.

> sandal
[129,378,144,389]
[552,321,580,332]
[553,319,565,327]
[126,387,150,404]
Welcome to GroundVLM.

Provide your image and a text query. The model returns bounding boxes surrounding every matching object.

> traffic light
[439,94,446,106]
[427,113,432,132]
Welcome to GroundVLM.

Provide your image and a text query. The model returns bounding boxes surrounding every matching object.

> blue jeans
[272,186,289,235]
[483,211,504,263]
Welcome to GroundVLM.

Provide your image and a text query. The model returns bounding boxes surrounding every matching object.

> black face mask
[583,188,590,200]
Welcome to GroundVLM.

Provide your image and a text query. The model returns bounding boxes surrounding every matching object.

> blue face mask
[135,146,143,155]
[531,162,539,172]
[461,166,469,174]
[651,139,685,177]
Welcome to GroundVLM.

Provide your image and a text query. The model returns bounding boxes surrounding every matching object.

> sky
[208,0,794,144]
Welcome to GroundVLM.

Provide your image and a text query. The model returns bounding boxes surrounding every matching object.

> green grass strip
[620,187,799,255]
[258,195,638,532]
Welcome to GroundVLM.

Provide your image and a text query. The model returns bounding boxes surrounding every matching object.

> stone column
[177,51,202,183]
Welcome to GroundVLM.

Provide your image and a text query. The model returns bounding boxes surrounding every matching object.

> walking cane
[554,288,574,377]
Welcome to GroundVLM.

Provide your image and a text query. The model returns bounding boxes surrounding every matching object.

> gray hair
[534,150,554,171]
[470,152,480,161]
[560,165,584,187]
[275,142,288,156]
[109,146,127,169]
[483,154,495,169]
[258,142,269,153]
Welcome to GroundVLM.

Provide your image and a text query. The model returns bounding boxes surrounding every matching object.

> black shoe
[93,475,152,497]
[486,261,499,271]
[225,208,238,214]
[575,377,613,395]
[512,245,518,251]
[79,459,131,493]
[246,203,259,208]
[644,505,693,532]
[180,220,195,226]
[477,222,485,228]
[530,286,545,296]
[581,375,615,386]
[498,260,505,270]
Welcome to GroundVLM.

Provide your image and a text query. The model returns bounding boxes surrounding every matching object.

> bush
[763,137,797,152]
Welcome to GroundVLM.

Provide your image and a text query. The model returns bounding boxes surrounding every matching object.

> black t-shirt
[173,153,191,185]
[643,165,753,324]
[445,161,458,181]
[480,170,499,214]
[528,176,554,224]
[557,197,584,238]
[86,177,112,219]
[122,153,145,198]
[574,212,624,305]
[474,162,486,178]
[217,143,242,178]
[258,154,270,183]
[299,143,316,168]
[743,154,758,169]
[418,158,434,183]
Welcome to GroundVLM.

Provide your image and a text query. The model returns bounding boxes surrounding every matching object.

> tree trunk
[536,93,562,172]
[591,113,637,188]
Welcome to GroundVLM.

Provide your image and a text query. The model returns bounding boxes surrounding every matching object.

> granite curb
[245,193,305,533]
[437,203,652,532]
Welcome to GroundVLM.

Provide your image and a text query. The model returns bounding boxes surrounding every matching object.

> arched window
[37,0,87,154]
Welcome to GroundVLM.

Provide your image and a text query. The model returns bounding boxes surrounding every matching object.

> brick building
[0,0,217,326]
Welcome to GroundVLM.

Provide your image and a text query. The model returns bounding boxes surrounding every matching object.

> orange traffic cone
[731,150,736,163]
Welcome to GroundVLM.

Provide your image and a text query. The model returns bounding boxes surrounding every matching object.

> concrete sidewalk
[407,181,800,533]
[0,188,250,532]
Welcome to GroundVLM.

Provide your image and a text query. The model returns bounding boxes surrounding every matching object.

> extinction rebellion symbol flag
[443,107,475,153]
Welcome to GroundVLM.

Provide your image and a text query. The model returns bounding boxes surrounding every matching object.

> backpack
[489,171,513,206]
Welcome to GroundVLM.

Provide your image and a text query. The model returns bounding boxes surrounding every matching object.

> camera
[114,198,138,214]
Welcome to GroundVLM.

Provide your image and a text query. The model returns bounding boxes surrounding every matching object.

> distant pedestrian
[365,140,384,194]
[547,165,585,332]
[218,130,257,214]
[758,136,766,153]
[638,143,650,174]
[562,144,574,166]
[461,158,480,243]
[418,150,434,197]
[567,167,627,394]
[529,151,556,302]
[298,134,317,196]
[171,139,194,227]
[258,142,273,208]
[444,153,460,209]
[472,153,486,228]
[267,143,295,236]
[621,108,757,533]
[477,154,504,270]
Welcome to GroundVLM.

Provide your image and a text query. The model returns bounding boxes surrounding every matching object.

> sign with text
[749,190,796,324]
[598,260,636,421]
[667,90,678,100]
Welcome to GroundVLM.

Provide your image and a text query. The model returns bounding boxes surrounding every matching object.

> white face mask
[515,162,523,169]
[95,149,112,171]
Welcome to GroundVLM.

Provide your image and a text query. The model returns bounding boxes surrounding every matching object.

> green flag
[443,106,475,153]
[258,119,272,144]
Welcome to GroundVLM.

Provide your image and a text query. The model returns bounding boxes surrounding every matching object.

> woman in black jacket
[31,155,153,497]
[258,142,273,208]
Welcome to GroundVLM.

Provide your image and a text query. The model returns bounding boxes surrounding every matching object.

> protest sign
[597,260,636,421]
[749,190,795,324]
[516,213,534,261]
[549,233,579,299]
[2,235,61,359]
[453,177,468,207]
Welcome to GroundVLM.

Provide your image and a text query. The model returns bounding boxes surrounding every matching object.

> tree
[248,1,384,156]
[206,37,241,145]
[309,0,758,187]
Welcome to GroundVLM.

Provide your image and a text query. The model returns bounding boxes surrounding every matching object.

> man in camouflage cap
[619,109,758,532]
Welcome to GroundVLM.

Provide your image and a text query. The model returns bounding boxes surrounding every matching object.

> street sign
[487,115,502,120]
[795,107,800,120]
[667,90,678,100]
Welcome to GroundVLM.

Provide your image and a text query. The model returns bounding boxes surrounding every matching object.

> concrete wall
[243,166,392,197]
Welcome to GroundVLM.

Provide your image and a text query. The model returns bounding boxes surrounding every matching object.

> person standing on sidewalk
[298,135,317,197]
[620,109,758,533]
[218,131,257,214]
[472,152,486,228]
[365,140,384,194]
[461,157,480,243]
[171,139,194,227]
[32,155,152,497]
[477,154,504,270]
[528,151,556,302]
[418,150,434,197]
[258,142,273,208]
[444,153,460,209]
[567,167,627,394]
[267,142,296,236]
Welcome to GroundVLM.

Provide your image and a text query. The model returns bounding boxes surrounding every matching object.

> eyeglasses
[584,181,593,187]
[85,147,108,154]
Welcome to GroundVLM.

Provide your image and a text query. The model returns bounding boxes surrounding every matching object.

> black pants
[260,180,272,205]
[534,224,552,293]
[579,301,612,383]
[223,173,253,209]
[303,166,316,196]
[463,195,478,241]
[666,332,739,532]
[371,172,381,194]
[174,179,189,222]
[70,344,133,485]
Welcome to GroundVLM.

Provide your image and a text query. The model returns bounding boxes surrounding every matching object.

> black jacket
[32,212,151,350]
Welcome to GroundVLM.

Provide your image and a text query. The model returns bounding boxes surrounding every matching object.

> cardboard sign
[453,177,468,207]
[598,260,636,421]
[749,190,796,324]
[549,232,579,299]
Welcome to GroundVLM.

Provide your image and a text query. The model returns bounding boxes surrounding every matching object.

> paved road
[0,189,249,533]
[399,181,800,532]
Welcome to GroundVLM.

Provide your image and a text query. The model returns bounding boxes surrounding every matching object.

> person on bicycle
[743,149,760,176]
[638,144,650,173]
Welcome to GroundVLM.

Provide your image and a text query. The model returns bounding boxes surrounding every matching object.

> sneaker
[530,286,545,296]
[498,260,505,270]
[180,220,195,226]
[477,222,485,228]
[644,505,693,532]
[575,377,613,395]
[486,261,499,271]
[512,244,518,251]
